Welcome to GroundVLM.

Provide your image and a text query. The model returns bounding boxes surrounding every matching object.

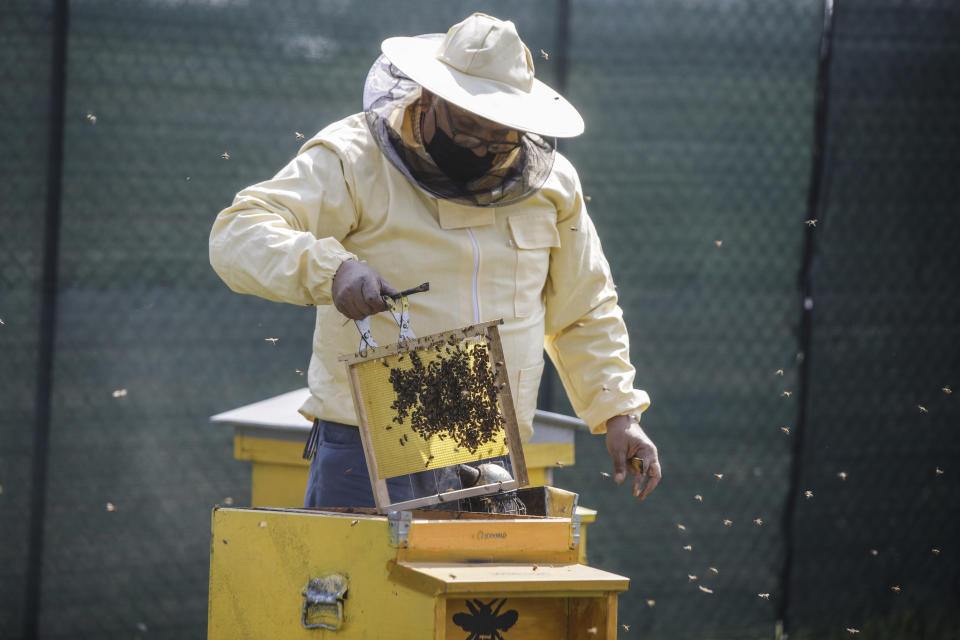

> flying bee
[891,585,902,593]
[932,548,941,555]
[758,593,770,600]
[683,544,693,551]
[540,48,549,60]
[694,494,703,502]
[264,337,278,345]
[775,369,784,376]
[295,131,305,140]
[754,518,764,526]
[846,629,860,635]
[870,549,879,556]
[688,575,697,582]
[714,473,724,480]
[781,426,791,435]
[935,467,944,475]
[805,219,817,227]
[709,567,719,575]
[723,519,733,526]
[918,405,928,413]
[677,524,686,531]
[647,600,655,607]
[699,586,714,594]
[943,385,952,394]
[714,240,723,247]
[220,152,230,160]
[782,391,792,397]
[805,490,814,499]
[837,471,848,480]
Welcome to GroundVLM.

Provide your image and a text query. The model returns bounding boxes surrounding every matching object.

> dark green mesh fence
[2,0,957,638]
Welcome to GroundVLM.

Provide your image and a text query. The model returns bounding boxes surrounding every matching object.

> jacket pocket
[515,360,545,437]
[507,213,560,318]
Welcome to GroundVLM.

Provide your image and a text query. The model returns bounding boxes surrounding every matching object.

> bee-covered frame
[339,319,529,513]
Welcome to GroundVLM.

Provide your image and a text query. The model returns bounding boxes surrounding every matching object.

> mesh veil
[362,34,556,208]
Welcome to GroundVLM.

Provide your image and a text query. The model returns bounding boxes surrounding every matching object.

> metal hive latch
[301,574,348,631]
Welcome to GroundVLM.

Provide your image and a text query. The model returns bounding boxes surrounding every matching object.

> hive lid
[390,561,629,596]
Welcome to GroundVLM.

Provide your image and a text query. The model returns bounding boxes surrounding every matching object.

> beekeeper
[210,13,661,508]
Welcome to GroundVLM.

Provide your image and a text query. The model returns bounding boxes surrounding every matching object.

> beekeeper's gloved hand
[332,259,400,320]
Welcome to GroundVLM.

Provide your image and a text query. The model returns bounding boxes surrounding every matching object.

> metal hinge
[301,574,348,631]
[569,511,582,550]
[387,510,412,547]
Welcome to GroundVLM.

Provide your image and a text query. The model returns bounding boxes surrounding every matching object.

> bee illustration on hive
[452,598,519,640]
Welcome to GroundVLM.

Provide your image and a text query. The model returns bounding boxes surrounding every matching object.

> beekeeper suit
[210,13,661,508]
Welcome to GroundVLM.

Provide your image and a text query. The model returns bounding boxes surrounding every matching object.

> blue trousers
[303,420,459,508]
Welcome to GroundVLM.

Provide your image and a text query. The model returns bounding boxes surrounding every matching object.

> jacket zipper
[465,228,480,324]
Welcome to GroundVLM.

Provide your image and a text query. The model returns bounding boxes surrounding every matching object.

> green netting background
[1,0,957,638]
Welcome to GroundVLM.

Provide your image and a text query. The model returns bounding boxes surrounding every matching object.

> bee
[714,473,724,480]
[870,549,879,556]
[775,369,784,376]
[805,490,814,499]
[220,152,230,160]
[0,317,4,324]
[555,461,564,468]
[621,624,630,631]
[918,405,928,413]
[683,544,693,551]
[758,593,770,600]
[295,131,305,140]
[112,389,128,398]
[264,337,278,345]
[344,468,352,475]
[646,600,656,607]
[382,360,390,367]
[601,385,610,392]
[890,585,902,593]
[540,48,549,60]
[932,548,941,555]
[699,586,714,594]
[105,502,116,512]
[935,467,944,475]
[723,519,733,526]
[805,219,817,227]
[781,391,792,397]
[846,629,860,635]
[399,438,405,446]
[570,226,578,231]
[781,426,791,435]
[600,471,611,478]
[295,369,304,375]
[753,518,764,526]
[258,521,267,528]
[86,112,97,124]
[584,195,592,202]
[837,471,848,480]
[694,494,703,502]
[574,322,586,327]
[677,523,686,531]
[943,385,952,394]
[709,567,719,575]
[688,575,698,582]
[714,240,723,247]
[586,627,598,635]
[350,519,359,526]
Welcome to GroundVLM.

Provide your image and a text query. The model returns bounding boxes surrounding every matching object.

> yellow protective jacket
[209,113,649,441]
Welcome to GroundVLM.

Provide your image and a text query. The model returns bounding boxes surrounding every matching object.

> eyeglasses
[438,101,522,155]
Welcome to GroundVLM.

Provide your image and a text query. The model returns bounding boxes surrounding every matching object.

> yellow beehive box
[208,497,628,639]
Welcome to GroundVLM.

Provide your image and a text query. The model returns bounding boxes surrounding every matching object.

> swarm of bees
[388,335,503,453]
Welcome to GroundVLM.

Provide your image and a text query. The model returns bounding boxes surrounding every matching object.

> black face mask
[425,124,496,184]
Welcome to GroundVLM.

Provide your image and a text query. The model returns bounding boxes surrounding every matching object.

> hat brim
[381,36,584,138]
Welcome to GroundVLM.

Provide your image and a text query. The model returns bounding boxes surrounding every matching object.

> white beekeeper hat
[380,13,584,138]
